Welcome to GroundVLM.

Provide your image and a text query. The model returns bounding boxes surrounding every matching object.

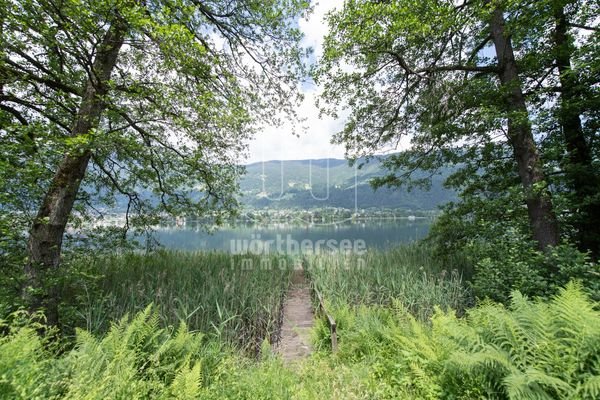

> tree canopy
[1,0,309,229]
[317,0,599,256]
[0,0,310,324]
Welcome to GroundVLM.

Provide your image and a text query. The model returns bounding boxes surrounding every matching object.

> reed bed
[63,250,293,353]
[306,244,471,320]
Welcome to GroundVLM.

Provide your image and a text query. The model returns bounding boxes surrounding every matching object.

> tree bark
[489,8,560,250]
[554,7,600,258]
[24,20,126,326]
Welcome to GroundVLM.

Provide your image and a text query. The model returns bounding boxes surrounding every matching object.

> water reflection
[150,219,431,252]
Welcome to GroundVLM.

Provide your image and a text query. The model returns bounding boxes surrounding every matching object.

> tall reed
[307,244,471,320]
[61,250,293,353]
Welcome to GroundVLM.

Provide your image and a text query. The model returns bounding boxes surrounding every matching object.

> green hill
[240,157,455,210]
[96,157,455,212]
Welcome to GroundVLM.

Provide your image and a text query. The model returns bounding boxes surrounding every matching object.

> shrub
[314,282,600,399]
[471,237,600,303]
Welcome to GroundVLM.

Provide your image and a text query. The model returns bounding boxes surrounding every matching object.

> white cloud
[299,0,343,60]
[246,0,346,164]
[248,89,347,164]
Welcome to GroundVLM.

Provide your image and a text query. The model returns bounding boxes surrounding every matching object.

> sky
[245,0,346,164]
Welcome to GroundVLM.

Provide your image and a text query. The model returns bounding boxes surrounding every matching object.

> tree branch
[416,64,498,74]
[0,94,71,131]
[567,22,599,32]
[0,104,29,125]
[385,50,498,78]
[1,60,81,96]
[467,35,492,64]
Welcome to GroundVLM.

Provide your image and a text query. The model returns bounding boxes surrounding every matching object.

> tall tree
[551,1,600,256]
[317,0,560,250]
[1,0,309,325]
[481,0,600,255]
[488,6,560,248]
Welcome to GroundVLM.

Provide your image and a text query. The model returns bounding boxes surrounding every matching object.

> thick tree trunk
[24,20,126,326]
[489,8,560,250]
[554,8,600,258]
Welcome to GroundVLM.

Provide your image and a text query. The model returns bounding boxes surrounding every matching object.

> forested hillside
[241,157,456,209]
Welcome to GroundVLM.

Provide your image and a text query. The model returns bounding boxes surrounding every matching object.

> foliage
[0,306,230,399]
[427,178,600,303]
[312,282,600,399]
[55,250,293,353]
[307,244,471,321]
[0,0,310,233]
[1,0,311,324]
[63,306,211,399]
[2,282,598,399]
[317,0,600,255]
[0,311,63,400]
[442,282,600,399]
[428,201,600,303]
[471,239,600,304]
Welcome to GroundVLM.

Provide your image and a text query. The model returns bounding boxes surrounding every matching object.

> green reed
[62,250,293,353]
[306,244,471,320]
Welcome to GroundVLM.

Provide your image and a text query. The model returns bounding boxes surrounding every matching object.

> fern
[322,282,599,399]
[441,282,600,399]
[0,283,597,399]
[167,362,202,400]
[63,305,207,399]
[0,325,61,399]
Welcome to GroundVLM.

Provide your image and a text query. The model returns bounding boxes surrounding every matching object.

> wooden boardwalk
[276,267,314,362]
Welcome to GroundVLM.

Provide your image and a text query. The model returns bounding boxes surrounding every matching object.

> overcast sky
[245,0,346,164]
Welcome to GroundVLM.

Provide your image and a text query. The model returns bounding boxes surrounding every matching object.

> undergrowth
[312,281,600,399]
[2,283,597,399]
[307,244,471,320]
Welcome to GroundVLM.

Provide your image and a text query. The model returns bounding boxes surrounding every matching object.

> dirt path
[276,266,314,362]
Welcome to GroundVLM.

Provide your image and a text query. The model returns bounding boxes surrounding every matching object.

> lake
[149,218,432,253]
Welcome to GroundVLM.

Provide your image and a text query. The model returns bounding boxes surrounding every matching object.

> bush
[470,235,600,303]
[313,282,600,399]
[429,196,600,305]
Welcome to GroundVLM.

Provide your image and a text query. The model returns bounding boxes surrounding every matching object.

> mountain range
[96,157,456,212]
[239,157,455,210]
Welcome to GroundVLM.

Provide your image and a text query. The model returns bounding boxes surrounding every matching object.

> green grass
[1,246,599,399]
[2,282,598,399]
[60,250,293,353]
[307,244,471,320]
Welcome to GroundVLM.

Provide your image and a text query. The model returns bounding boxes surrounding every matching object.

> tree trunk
[554,8,600,258]
[489,8,560,250]
[24,20,126,326]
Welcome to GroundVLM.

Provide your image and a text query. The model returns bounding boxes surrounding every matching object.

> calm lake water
[150,219,431,253]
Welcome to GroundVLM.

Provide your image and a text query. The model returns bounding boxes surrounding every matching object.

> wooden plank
[314,288,338,353]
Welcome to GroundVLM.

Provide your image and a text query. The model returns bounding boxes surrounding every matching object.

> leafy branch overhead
[0,0,311,325]
[1,0,310,228]
[317,0,599,254]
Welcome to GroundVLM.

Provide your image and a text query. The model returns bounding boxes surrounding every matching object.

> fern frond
[168,362,202,400]
[575,375,600,399]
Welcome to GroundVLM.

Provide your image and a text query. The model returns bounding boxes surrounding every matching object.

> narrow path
[276,264,314,362]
